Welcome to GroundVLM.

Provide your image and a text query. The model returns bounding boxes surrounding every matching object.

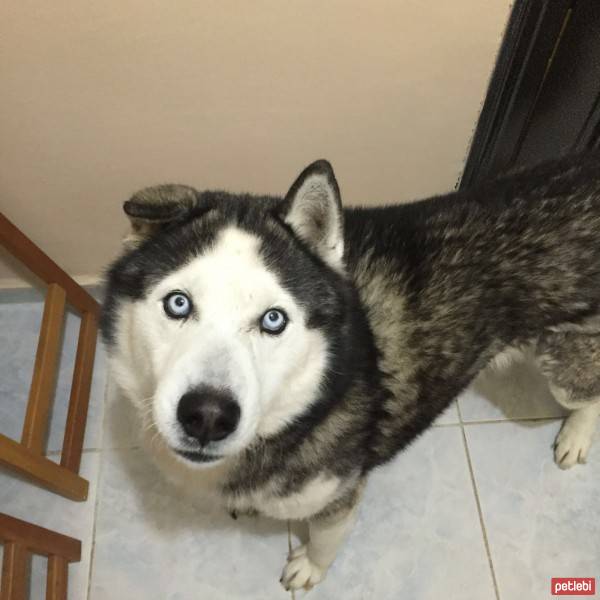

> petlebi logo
[551,578,596,596]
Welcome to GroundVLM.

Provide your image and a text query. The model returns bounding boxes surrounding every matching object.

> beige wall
[0,1,512,284]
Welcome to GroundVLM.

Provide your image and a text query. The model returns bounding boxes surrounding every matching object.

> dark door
[461,0,600,188]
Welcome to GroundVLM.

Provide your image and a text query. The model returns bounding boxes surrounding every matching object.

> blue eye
[260,309,287,334]
[164,292,192,319]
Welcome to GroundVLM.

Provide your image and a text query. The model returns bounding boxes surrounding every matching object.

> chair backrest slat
[21,283,67,454]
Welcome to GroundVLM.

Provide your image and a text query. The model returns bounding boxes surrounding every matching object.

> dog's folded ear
[122,184,199,247]
[281,160,344,270]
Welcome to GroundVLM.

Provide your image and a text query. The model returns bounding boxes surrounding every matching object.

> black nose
[177,387,240,446]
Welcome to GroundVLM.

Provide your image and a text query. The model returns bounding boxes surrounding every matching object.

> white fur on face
[111,227,329,462]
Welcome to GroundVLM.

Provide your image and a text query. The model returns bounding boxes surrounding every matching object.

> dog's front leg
[281,504,358,591]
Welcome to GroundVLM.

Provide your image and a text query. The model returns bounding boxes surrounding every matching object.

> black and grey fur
[101,152,600,591]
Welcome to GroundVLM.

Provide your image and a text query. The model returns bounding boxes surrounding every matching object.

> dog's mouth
[175,449,223,463]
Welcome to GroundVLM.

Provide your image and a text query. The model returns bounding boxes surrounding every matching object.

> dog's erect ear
[122,184,198,247]
[282,160,344,270]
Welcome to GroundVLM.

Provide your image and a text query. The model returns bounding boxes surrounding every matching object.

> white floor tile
[434,401,460,425]
[100,376,139,450]
[466,421,600,600]
[0,302,44,442]
[458,357,567,422]
[89,449,291,600]
[0,452,101,599]
[291,428,496,600]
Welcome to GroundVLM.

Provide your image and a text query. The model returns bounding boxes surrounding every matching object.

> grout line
[286,520,293,554]
[462,416,562,426]
[85,448,105,600]
[85,362,113,600]
[46,445,138,458]
[286,521,296,600]
[430,415,563,429]
[45,416,562,455]
[99,444,141,452]
[46,447,103,455]
[456,401,501,600]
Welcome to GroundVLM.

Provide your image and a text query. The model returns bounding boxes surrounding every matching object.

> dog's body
[101,152,600,590]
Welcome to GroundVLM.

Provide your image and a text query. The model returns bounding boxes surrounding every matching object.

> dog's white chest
[233,473,342,520]
[147,430,345,520]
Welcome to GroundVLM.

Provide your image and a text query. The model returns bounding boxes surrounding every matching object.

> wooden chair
[0,213,99,599]
[0,513,80,600]
[0,213,100,500]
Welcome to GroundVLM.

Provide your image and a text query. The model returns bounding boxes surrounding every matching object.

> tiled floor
[1,294,598,599]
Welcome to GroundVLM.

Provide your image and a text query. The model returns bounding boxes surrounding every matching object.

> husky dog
[101,152,600,591]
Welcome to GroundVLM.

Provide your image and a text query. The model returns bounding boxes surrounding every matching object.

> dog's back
[346,151,600,337]
[342,151,600,464]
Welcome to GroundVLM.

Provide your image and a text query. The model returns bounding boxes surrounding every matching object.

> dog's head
[101,161,352,466]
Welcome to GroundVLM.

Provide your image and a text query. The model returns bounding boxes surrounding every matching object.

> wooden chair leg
[46,556,68,600]
[0,542,28,600]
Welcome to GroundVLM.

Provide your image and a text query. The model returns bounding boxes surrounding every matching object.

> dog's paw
[280,545,326,591]
[554,418,594,469]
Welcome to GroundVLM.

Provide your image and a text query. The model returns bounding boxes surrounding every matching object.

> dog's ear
[281,160,344,270]
[122,184,198,247]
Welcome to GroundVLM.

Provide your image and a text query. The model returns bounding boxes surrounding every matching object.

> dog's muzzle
[176,385,241,447]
